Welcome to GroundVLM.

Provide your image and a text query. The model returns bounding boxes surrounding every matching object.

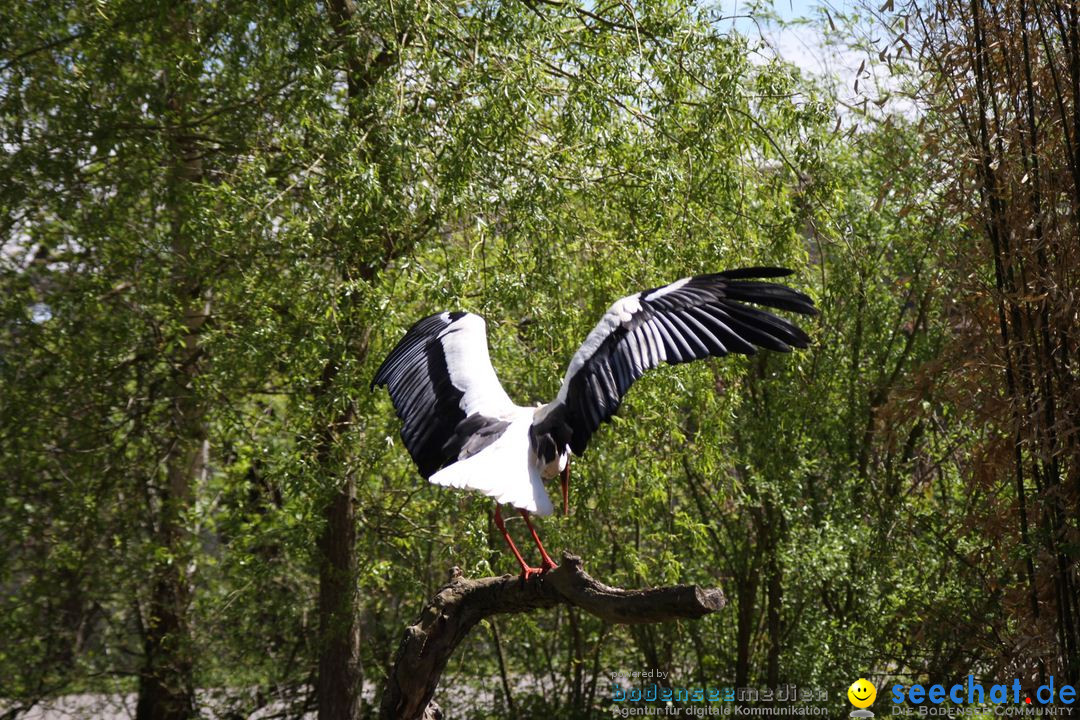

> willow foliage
[0,0,995,718]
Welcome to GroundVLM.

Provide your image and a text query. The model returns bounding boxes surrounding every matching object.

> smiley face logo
[848,678,877,709]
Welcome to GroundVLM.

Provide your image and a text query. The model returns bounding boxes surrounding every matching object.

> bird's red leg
[520,510,558,572]
[493,505,542,580]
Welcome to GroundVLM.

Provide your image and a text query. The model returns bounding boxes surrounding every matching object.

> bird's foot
[519,565,544,582]
[518,559,556,583]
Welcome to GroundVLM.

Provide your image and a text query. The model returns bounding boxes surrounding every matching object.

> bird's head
[532,432,560,467]
[528,416,572,517]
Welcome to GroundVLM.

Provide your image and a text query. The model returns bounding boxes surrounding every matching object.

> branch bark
[379,553,726,720]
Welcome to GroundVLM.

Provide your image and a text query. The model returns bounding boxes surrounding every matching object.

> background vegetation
[1,0,1076,718]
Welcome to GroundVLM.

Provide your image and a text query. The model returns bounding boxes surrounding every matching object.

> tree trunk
[765,504,784,688]
[313,0,388,715]
[317,474,362,720]
[136,5,205,717]
[734,570,757,691]
[314,347,362,720]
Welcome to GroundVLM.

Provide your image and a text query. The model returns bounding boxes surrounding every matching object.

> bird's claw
[519,566,542,582]
[518,560,557,583]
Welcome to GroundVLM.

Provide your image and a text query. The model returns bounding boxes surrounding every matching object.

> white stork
[372,268,817,579]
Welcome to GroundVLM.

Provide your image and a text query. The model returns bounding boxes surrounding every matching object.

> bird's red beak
[560,458,570,517]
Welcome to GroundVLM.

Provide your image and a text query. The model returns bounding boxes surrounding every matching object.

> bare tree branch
[380,553,726,720]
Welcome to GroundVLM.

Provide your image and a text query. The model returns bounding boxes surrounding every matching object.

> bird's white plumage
[428,406,555,515]
[439,313,516,417]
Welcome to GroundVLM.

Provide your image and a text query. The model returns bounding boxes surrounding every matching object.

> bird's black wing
[372,312,517,478]
[533,268,818,455]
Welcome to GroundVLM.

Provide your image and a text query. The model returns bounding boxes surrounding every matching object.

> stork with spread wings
[373,268,817,579]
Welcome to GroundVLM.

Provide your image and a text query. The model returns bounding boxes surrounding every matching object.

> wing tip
[704,268,821,316]
[718,266,795,280]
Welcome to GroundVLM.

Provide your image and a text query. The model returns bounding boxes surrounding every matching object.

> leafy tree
[2,0,1026,718]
